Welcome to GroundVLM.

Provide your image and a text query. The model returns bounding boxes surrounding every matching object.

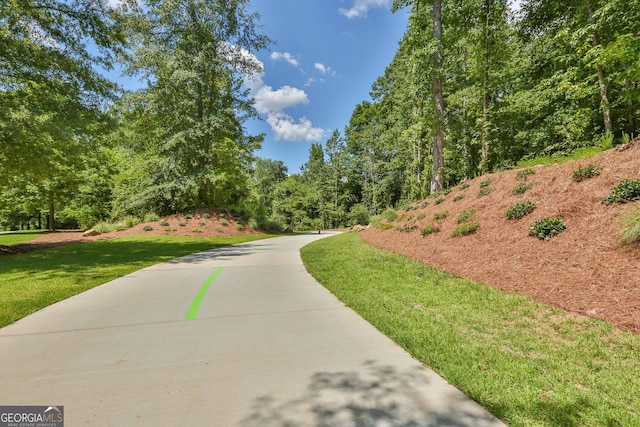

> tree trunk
[430,0,445,194]
[480,0,490,174]
[411,1,424,200]
[626,76,637,136]
[587,2,612,134]
[48,191,55,231]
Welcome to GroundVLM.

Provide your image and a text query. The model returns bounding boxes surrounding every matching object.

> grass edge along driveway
[0,234,279,328]
[301,233,640,427]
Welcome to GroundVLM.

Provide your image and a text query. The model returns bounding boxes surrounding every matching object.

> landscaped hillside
[361,143,640,333]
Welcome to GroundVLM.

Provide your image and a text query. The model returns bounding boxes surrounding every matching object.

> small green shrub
[420,224,440,236]
[420,201,430,208]
[434,210,448,221]
[381,208,398,222]
[453,194,465,202]
[184,214,193,220]
[397,214,413,222]
[458,183,470,190]
[451,222,480,237]
[143,225,153,232]
[236,224,245,231]
[599,132,614,150]
[603,179,640,205]
[513,183,533,195]
[164,227,174,232]
[92,222,113,233]
[220,219,229,226]
[456,210,476,224]
[416,213,426,221]
[506,201,537,220]
[480,179,492,187]
[199,221,206,226]
[202,213,211,219]
[375,222,394,230]
[396,224,417,233]
[617,205,640,245]
[179,222,186,227]
[159,221,170,227]
[192,227,202,233]
[529,217,566,240]
[572,164,600,182]
[144,213,160,222]
[516,169,535,181]
[442,188,452,195]
[112,221,128,231]
[434,197,445,205]
[123,216,141,228]
[478,186,495,197]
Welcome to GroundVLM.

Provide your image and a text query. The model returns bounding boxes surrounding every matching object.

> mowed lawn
[0,230,48,246]
[301,233,640,427]
[0,234,279,328]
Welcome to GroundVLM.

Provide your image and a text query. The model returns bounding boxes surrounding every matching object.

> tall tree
[252,158,288,213]
[115,0,270,214]
[0,0,125,228]
[430,0,445,193]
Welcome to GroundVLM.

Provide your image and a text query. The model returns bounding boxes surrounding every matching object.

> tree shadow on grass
[2,239,275,276]
[241,360,504,427]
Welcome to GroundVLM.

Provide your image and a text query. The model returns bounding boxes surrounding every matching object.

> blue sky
[244,0,409,173]
[105,0,409,173]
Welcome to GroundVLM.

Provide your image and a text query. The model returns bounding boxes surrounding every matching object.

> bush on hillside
[572,164,600,182]
[529,217,566,240]
[451,222,480,237]
[603,179,640,205]
[506,201,537,220]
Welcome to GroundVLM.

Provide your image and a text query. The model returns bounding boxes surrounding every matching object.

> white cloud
[270,51,300,68]
[253,85,309,114]
[314,62,335,75]
[339,0,389,19]
[105,0,125,8]
[242,54,326,142]
[254,86,325,142]
[304,78,316,87]
[267,113,325,142]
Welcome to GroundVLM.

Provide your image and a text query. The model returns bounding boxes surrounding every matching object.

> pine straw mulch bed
[361,143,640,334]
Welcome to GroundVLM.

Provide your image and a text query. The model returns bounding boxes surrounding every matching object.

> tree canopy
[2,0,639,231]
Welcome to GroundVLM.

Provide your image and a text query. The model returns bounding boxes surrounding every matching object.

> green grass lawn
[0,234,279,328]
[301,233,640,427]
[0,230,48,246]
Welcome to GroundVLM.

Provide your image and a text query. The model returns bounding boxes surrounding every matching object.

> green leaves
[111,0,270,214]
[603,179,640,205]
[529,217,567,240]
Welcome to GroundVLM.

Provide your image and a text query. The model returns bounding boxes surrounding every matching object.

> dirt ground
[361,142,640,334]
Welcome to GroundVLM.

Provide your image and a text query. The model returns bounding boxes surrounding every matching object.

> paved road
[0,233,506,426]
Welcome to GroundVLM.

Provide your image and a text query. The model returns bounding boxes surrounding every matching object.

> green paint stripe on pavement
[185,267,224,320]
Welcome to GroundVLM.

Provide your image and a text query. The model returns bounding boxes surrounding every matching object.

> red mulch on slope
[361,143,640,334]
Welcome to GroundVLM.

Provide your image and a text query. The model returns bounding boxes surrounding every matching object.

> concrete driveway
[0,232,506,426]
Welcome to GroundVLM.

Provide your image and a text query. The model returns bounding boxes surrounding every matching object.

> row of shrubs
[377,169,640,244]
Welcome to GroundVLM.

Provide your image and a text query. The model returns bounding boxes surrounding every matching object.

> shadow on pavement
[241,360,503,427]
[163,242,274,264]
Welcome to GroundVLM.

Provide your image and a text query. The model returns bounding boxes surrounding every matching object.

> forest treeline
[1,0,638,231]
